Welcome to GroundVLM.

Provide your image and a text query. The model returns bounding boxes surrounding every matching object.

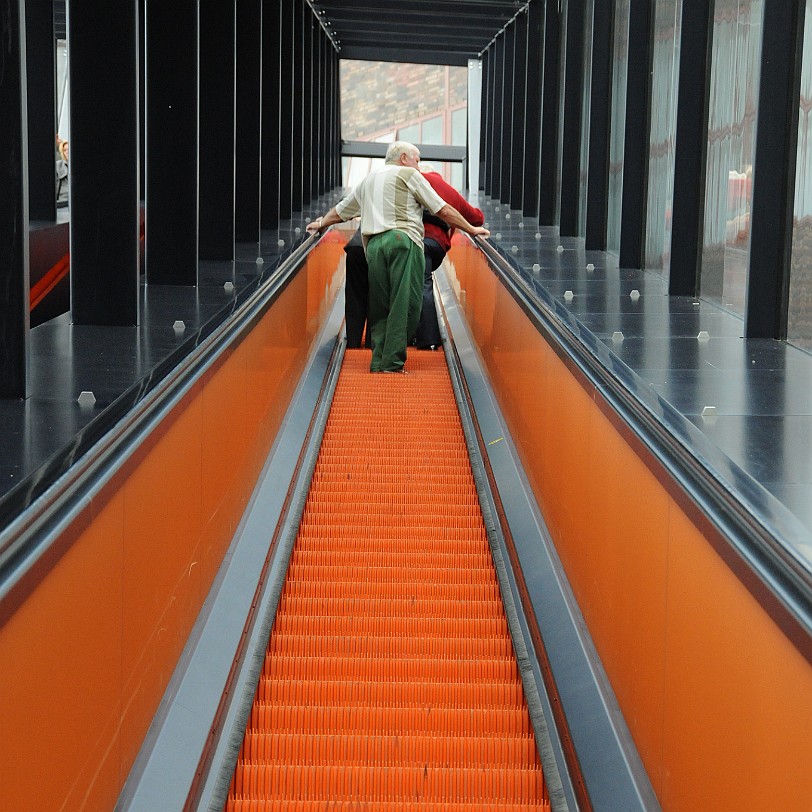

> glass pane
[451,162,464,190]
[451,107,467,146]
[700,0,764,316]
[421,115,443,145]
[398,124,420,142]
[788,0,812,351]
[645,0,682,275]
[579,0,595,237]
[56,38,70,210]
[607,0,631,254]
[344,156,370,187]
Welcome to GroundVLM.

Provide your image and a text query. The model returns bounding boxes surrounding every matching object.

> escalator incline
[226,348,551,809]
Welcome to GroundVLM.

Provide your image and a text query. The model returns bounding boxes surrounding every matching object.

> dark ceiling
[311,0,525,66]
[53,1,523,66]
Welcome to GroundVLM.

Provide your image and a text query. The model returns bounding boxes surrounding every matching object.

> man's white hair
[385,141,419,164]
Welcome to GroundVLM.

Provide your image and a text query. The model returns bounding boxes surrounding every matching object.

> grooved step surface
[226,350,549,808]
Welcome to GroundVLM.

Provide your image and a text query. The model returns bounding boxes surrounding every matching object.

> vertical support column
[310,19,319,202]
[0,0,29,397]
[324,38,331,192]
[499,24,515,206]
[302,11,313,205]
[278,0,294,218]
[139,0,146,203]
[332,47,340,188]
[559,0,586,236]
[313,25,328,197]
[314,27,324,197]
[291,0,304,213]
[522,0,544,218]
[468,58,483,194]
[584,0,614,250]
[260,0,280,231]
[745,0,805,338]
[510,9,529,212]
[320,29,329,195]
[619,0,654,268]
[490,35,504,201]
[26,0,56,223]
[669,0,713,295]
[146,0,198,285]
[480,49,491,194]
[199,0,235,260]
[539,0,562,225]
[235,0,262,243]
[70,0,140,323]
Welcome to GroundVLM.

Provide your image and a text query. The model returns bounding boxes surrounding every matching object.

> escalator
[224,349,550,809]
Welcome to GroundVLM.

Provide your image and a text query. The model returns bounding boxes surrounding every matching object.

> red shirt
[421,171,484,253]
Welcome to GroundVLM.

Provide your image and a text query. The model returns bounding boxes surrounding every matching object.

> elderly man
[307,141,489,373]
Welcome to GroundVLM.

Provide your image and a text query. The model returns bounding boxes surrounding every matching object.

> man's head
[385,141,420,168]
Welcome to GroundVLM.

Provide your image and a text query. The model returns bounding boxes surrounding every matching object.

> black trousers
[412,238,446,349]
[344,234,370,348]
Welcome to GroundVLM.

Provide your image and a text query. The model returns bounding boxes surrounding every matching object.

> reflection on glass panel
[422,115,443,145]
[607,0,631,254]
[342,157,387,187]
[398,123,420,142]
[344,156,371,187]
[788,1,812,351]
[645,0,682,275]
[700,0,763,316]
[451,107,467,146]
[579,0,595,237]
[451,162,464,190]
[56,39,70,210]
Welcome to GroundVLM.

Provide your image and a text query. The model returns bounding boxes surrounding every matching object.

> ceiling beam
[339,46,471,66]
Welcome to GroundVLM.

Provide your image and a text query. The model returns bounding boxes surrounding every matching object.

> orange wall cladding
[444,240,812,812]
[0,236,346,811]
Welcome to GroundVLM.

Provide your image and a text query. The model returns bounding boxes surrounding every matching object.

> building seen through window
[339,60,468,189]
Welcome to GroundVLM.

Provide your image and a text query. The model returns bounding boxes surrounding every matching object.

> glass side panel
[699,0,764,316]
[645,0,682,276]
[788,0,812,352]
[578,0,595,237]
[607,0,631,255]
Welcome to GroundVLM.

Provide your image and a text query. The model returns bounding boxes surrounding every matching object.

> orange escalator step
[226,348,548,807]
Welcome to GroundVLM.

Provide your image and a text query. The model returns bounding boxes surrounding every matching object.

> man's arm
[435,204,490,237]
[305,206,343,235]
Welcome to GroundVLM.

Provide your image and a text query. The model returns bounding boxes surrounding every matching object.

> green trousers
[366,230,425,372]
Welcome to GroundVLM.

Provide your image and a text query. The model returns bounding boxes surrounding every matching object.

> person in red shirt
[415,165,484,348]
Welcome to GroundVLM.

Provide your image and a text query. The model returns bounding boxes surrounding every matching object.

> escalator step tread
[227,349,549,807]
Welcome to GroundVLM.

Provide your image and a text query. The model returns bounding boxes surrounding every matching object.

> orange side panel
[444,243,812,811]
[0,489,125,811]
[0,239,346,811]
